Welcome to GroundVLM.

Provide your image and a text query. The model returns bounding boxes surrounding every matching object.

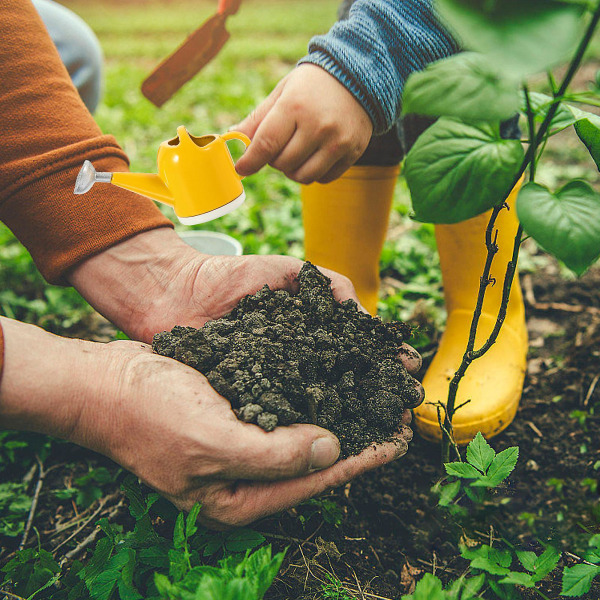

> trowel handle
[222,131,251,179]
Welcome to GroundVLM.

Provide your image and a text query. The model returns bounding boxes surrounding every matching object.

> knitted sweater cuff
[299,0,458,135]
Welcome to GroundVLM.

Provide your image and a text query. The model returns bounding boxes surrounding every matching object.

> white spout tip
[74,160,97,195]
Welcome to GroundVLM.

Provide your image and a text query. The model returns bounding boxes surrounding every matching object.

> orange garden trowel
[141,0,242,107]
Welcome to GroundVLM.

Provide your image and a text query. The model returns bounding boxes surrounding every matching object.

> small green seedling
[434,432,519,511]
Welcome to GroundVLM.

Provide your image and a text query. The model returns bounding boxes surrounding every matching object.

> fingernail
[310,436,340,471]
[228,123,240,131]
[393,438,409,459]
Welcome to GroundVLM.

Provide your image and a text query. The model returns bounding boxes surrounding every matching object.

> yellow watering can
[74,126,251,224]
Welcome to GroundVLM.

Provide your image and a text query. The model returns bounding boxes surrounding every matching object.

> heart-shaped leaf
[403,53,520,122]
[437,0,584,76]
[516,181,600,275]
[404,118,524,224]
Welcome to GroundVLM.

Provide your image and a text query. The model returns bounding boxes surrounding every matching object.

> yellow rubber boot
[301,165,399,315]
[414,182,528,444]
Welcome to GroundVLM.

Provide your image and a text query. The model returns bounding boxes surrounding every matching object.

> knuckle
[254,135,279,160]
[292,171,315,185]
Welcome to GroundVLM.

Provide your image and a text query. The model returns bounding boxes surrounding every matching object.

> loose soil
[152,262,421,458]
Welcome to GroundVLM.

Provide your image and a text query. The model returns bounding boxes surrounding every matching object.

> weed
[1,476,282,599]
[320,573,354,600]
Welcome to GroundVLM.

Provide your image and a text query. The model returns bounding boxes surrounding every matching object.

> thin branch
[0,591,27,600]
[19,456,45,551]
[52,492,120,554]
[523,85,537,181]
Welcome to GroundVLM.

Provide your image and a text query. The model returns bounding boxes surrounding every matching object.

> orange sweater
[0,0,173,383]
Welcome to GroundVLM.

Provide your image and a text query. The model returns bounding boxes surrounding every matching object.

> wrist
[0,318,102,438]
[68,228,206,342]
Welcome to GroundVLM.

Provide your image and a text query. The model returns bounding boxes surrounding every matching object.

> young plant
[434,432,519,513]
[403,0,600,460]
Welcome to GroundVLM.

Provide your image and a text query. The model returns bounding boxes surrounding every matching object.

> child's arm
[235,0,458,184]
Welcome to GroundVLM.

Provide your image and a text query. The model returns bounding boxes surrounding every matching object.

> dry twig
[19,456,45,551]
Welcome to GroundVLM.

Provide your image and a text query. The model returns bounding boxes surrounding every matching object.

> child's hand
[235,64,373,184]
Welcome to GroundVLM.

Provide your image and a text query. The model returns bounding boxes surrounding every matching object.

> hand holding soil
[154,263,423,458]
[1,257,420,529]
[0,319,412,529]
[234,64,373,184]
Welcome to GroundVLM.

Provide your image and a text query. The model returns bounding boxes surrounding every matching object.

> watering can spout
[110,172,174,206]
[73,161,174,206]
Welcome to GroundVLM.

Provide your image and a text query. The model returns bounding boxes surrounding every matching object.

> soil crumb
[152,262,421,457]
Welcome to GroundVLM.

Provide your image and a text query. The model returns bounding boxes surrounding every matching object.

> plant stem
[440,2,600,463]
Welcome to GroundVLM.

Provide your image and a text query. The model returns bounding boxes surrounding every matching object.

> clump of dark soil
[152,262,421,457]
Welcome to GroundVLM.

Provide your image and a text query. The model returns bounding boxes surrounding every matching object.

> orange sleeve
[0,0,173,285]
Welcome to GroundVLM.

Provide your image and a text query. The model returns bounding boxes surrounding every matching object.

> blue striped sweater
[298,0,458,135]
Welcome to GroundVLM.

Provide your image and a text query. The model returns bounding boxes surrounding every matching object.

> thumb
[222,423,340,480]
[236,75,288,139]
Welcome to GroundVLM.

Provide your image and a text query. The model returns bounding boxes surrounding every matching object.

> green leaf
[525,93,600,170]
[462,545,512,575]
[438,480,461,506]
[489,578,521,600]
[482,446,519,486]
[517,550,538,573]
[186,503,202,539]
[534,547,561,580]
[470,556,510,576]
[168,548,188,582]
[499,571,536,588]
[525,92,578,133]
[584,548,600,564]
[224,529,266,553]
[404,118,524,224]
[403,53,520,122]
[173,512,185,550]
[244,546,286,598]
[561,563,600,596]
[153,572,175,596]
[516,181,600,276]
[466,432,496,473]
[401,573,445,600]
[461,574,485,599]
[445,462,483,479]
[437,0,584,76]
[575,117,600,170]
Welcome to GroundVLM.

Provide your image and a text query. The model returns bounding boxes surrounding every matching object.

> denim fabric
[33,0,103,113]
[299,0,459,136]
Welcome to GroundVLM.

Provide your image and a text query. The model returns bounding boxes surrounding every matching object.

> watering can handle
[222,131,251,179]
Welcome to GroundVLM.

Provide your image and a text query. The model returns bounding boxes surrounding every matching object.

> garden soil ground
[260,265,600,600]
[1,264,598,599]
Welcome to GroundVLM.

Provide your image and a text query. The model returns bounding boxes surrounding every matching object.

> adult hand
[69,228,423,375]
[234,64,373,184]
[0,318,415,528]
[69,228,361,344]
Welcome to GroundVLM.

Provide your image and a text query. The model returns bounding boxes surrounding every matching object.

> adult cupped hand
[68,228,423,526]
[74,340,415,529]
